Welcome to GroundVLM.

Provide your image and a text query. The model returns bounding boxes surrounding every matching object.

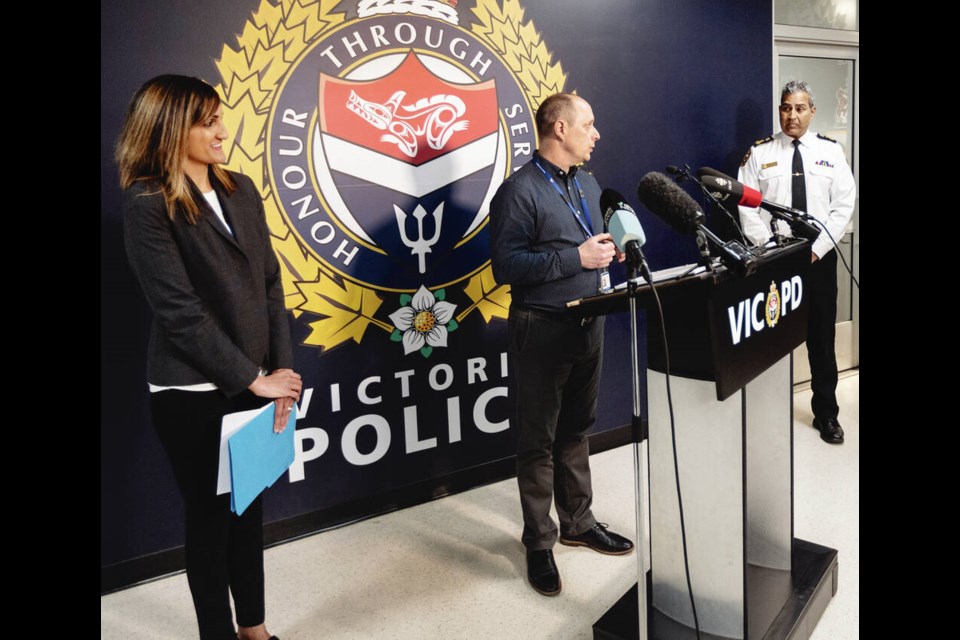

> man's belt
[525,306,595,327]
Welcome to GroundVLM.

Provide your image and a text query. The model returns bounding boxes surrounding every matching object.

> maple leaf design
[295,274,391,351]
[459,265,511,323]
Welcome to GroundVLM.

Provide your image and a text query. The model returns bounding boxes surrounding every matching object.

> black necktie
[791,139,807,213]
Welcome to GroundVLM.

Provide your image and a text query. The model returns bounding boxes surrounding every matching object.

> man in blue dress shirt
[490,93,633,596]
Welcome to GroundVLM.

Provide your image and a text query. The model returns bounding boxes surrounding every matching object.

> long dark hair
[116,75,236,223]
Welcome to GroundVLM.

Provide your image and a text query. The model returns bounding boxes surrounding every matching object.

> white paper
[216,403,274,495]
[610,263,709,292]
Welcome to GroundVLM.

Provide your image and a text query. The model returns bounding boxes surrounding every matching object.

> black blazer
[123,171,294,397]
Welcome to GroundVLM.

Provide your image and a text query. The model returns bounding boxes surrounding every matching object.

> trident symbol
[394,203,443,274]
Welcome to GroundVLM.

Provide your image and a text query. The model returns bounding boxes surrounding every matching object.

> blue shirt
[489,152,603,312]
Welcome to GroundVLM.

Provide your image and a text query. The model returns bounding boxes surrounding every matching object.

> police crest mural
[201,0,574,492]
[215,0,563,357]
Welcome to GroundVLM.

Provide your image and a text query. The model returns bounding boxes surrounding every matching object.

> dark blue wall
[101,0,772,575]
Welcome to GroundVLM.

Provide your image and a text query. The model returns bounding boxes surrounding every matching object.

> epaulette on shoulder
[741,135,774,167]
[816,133,838,143]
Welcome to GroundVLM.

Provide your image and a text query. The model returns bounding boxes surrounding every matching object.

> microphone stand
[676,230,716,280]
[771,219,788,247]
[625,246,651,640]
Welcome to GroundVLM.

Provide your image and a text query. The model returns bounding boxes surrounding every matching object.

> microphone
[696,168,821,242]
[602,188,647,251]
[637,172,758,277]
[695,167,748,204]
[601,188,651,278]
[697,168,763,207]
[696,166,736,180]
[636,172,704,235]
[665,165,690,182]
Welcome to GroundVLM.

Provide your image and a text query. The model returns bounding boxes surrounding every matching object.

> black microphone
[601,188,651,278]
[636,172,704,235]
[698,172,760,208]
[665,165,690,182]
[696,168,821,242]
[696,167,764,208]
[696,166,735,181]
[637,172,758,277]
[695,166,742,206]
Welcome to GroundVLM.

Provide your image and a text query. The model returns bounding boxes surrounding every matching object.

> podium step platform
[593,539,838,640]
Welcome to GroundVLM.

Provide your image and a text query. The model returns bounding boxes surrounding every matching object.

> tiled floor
[101,373,858,639]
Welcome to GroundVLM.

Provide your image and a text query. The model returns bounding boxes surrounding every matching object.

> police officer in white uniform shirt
[738,80,856,444]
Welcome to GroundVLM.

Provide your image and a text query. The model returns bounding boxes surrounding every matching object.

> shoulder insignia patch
[743,135,774,166]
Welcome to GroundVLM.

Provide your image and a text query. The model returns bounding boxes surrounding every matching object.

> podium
[570,240,839,640]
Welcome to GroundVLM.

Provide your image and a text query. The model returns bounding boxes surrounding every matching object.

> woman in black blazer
[118,75,301,640]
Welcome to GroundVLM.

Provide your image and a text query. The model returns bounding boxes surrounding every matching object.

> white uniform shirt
[737,130,856,258]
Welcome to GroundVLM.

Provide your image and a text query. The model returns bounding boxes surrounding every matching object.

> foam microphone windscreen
[637,172,704,235]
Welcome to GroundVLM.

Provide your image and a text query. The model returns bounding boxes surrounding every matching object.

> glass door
[775,43,859,378]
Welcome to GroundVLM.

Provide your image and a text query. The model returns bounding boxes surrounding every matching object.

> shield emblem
[315,52,499,281]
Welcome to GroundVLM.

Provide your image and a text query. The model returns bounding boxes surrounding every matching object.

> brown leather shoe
[559,523,634,555]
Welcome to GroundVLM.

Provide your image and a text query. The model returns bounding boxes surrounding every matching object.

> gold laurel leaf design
[470,0,566,108]
[272,232,321,319]
[215,0,562,340]
[215,0,386,350]
[296,274,391,351]
[465,0,565,321]
[459,265,511,323]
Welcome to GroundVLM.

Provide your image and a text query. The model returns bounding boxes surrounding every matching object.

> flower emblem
[389,286,459,357]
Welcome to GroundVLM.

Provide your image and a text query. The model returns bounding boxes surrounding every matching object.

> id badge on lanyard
[598,268,612,293]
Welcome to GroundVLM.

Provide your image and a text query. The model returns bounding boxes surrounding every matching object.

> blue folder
[227,403,296,515]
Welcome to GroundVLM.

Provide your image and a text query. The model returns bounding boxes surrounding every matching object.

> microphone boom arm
[697,225,758,277]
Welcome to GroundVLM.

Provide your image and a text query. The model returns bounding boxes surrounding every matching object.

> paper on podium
[218,402,296,516]
[610,263,708,291]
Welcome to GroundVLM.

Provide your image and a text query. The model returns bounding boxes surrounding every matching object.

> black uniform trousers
[806,250,840,422]
[150,389,268,640]
[509,307,602,550]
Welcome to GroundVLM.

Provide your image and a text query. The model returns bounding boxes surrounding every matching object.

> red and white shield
[319,52,499,195]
